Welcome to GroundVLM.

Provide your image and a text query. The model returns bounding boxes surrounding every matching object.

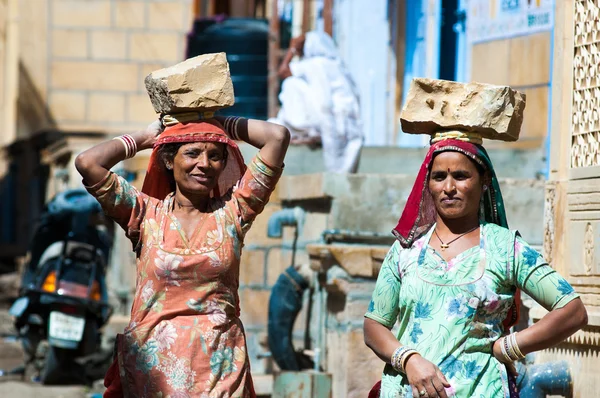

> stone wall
[46,0,193,134]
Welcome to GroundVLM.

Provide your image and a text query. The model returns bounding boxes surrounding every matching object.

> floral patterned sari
[89,120,282,398]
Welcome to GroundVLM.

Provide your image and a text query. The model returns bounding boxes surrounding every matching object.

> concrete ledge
[253,374,274,396]
[278,173,328,201]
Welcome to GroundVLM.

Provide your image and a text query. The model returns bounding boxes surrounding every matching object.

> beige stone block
[114,1,146,29]
[52,61,138,91]
[307,243,387,277]
[240,249,266,286]
[127,94,158,123]
[508,32,552,86]
[139,63,168,91]
[471,40,510,86]
[327,245,380,278]
[145,53,235,113]
[91,31,127,60]
[148,2,185,31]
[49,91,87,121]
[485,86,548,151]
[242,203,282,245]
[52,0,111,27]
[89,93,126,122]
[239,289,270,327]
[278,173,327,200]
[52,29,88,58]
[129,32,181,63]
[400,78,526,142]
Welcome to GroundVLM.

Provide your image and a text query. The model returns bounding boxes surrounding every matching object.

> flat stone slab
[307,243,388,278]
[145,52,235,115]
[400,78,526,142]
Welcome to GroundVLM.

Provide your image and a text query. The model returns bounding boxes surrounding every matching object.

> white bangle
[113,134,137,159]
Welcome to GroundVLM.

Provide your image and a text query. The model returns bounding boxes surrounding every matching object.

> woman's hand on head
[136,119,165,150]
[290,34,306,53]
[405,354,450,398]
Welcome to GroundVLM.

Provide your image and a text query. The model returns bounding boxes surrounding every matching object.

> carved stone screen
[539,2,600,396]
[572,0,600,169]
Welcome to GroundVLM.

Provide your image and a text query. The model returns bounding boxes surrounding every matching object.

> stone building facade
[539,0,600,396]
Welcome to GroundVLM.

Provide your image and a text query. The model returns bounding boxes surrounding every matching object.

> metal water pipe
[267,207,305,239]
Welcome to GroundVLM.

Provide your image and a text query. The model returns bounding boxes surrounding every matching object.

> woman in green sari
[364,134,587,398]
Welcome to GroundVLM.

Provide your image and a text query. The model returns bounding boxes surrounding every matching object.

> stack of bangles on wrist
[113,134,137,159]
[222,116,244,140]
[391,346,419,374]
[499,332,525,362]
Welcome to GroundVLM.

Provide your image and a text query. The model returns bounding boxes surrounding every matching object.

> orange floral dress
[86,155,282,398]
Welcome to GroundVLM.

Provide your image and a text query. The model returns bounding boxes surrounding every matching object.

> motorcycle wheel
[40,345,86,385]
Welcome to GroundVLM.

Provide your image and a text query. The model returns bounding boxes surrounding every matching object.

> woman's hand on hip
[405,354,450,398]
[492,338,518,377]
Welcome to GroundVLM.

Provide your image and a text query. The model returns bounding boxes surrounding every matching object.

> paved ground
[0,309,104,398]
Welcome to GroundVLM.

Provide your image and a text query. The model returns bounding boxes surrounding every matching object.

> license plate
[48,311,85,342]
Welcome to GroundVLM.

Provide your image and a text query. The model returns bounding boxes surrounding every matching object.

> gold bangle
[511,333,525,360]
[400,349,418,373]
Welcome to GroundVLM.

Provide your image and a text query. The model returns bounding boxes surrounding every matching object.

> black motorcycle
[9,189,113,384]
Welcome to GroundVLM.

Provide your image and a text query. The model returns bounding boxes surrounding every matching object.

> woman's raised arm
[75,120,163,186]
[214,117,290,167]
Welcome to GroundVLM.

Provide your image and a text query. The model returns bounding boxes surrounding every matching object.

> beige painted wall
[471,32,552,150]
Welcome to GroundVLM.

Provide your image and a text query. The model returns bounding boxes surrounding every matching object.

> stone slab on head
[145,52,235,114]
[400,78,526,142]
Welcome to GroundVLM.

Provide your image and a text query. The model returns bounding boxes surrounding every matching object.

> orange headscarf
[141,120,246,200]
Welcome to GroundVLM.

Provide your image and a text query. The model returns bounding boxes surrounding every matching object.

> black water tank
[187,18,269,120]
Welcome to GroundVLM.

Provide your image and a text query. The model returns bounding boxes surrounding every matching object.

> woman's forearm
[277,48,295,79]
[363,317,402,363]
[75,130,154,186]
[515,298,587,354]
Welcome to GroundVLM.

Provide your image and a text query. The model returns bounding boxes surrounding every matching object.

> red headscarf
[141,120,246,200]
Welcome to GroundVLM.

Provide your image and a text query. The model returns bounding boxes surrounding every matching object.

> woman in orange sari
[75,114,289,397]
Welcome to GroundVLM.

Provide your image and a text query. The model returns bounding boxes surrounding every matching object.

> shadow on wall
[0,61,59,273]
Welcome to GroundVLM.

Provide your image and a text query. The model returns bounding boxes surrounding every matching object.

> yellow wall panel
[471,40,511,85]
[508,32,552,87]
